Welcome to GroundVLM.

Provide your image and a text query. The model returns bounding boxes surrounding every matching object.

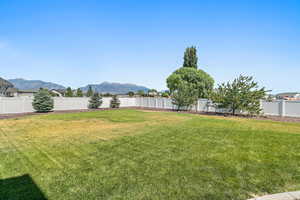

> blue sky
[0,0,299,93]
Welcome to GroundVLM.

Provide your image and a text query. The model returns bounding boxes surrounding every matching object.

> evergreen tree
[32,89,54,113]
[88,93,102,109]
[110,95,120,108]
[127,91,135,97]
[86,85,93,97]
[76,88,83,97]
[183,46,198,68]
[65,87,73,97]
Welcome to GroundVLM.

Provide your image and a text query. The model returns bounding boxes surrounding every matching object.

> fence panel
[285,101,300,117]
[261,101,281,116]
[1,97,300,118]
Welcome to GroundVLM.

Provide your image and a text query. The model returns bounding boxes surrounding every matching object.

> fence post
[280,100,286,117]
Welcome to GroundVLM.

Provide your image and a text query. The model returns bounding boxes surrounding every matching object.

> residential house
[0,77,14,97]
[276,92,300,101]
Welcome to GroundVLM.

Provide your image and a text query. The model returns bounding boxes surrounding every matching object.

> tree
[86,86,93,97]
[161,92,169,98]
[127,91,135,97]
[183,46,198,68]
[88,93,102,109]
[137,90,145,96]
[167,67,214,99]
[171,82,198,111]
[76,88,83,97]
[148,89,158,97]
[65,87,73,97]
[110,95,121,108]
[211,75,267,115]
[32,89,54,113]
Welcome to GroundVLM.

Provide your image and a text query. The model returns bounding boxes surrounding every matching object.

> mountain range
[8,78,149,94]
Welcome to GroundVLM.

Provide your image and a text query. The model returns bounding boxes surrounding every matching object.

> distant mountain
[8,78,65,90]
[81,82,149,94]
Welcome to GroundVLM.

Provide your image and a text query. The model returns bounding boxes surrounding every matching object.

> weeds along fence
[0,96,300,118]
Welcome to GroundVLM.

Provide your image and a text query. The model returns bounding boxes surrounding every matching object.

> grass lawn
[1,109,300,200]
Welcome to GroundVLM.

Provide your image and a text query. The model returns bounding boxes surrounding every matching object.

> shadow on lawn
[0,174,47,200]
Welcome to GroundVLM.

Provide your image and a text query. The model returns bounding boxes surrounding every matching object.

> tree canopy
[65,87,73,97]
[211,75,267,115]
[183,46,198,68]
[171,82,198,111]
[76,88,83,97]
[167,67,214,99]
[86,86,93,97]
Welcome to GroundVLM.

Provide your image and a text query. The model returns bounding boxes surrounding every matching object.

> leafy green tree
[103,93,112,97]
[127,91,135,97]
[86,86,93,97]
[161,92,169,98]
[167,67,214,99]
[88,93,102,109]
[65,87,73,97]
[76,88,83,97]
[211,75,267,115]
[137,90,145,96]
[171,82,198,111]
[110,95,121,108]
[32,89,54,113]
[183,46,198,68]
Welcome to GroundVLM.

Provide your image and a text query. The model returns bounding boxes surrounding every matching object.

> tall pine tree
[86,86,93,97]
[76,88,83,97]
[65,87,73,97]
[183,46,198,68]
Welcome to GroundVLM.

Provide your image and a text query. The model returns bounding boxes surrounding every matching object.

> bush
[110,95,120,108]
[32,89,54,113]
[88,93,103,109]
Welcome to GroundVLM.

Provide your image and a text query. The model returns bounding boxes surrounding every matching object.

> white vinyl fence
[0,97,136,114]
[137,97,300,118]
[1,96,300,118]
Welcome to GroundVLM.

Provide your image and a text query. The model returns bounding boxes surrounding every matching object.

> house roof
[6,87,18,93]
[276,92,300,97]
[0,77,14,87]
[17,90,38,93]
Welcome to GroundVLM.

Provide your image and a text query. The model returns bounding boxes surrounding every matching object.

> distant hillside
[81,82,149,94]
[8,78,65,90]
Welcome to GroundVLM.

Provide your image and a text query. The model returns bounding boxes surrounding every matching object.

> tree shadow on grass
[0,174,47,200]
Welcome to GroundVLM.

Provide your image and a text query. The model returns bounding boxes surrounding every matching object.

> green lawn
[1,109,300,200]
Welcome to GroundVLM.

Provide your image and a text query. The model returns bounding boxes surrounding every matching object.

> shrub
[32,89,54,113]
[110,95,120,108]
[88,93,103,109]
